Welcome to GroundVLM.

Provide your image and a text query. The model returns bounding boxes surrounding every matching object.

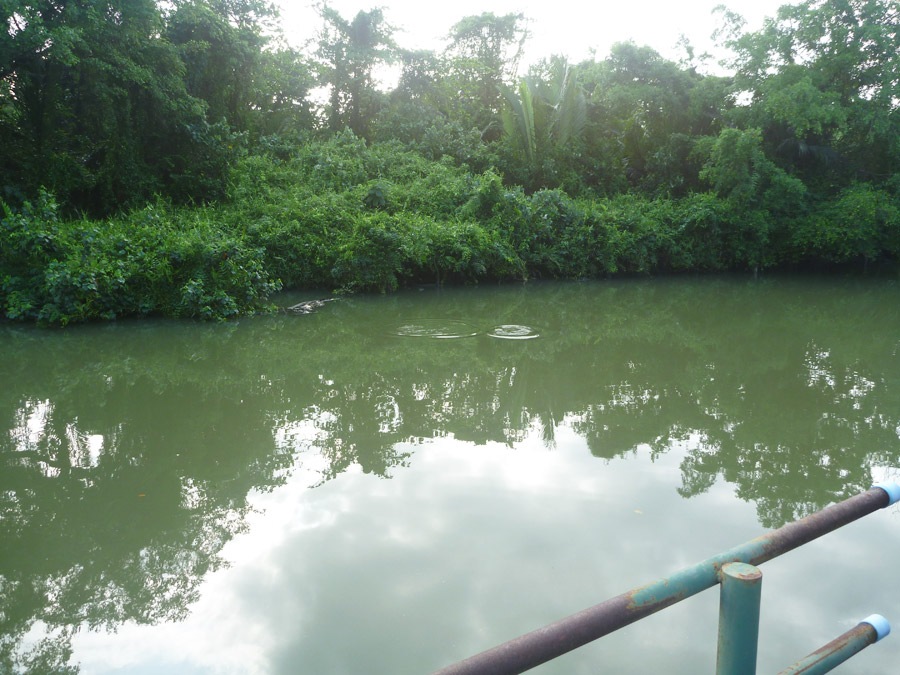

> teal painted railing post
[716,562,762,675]
[777,615,891,675]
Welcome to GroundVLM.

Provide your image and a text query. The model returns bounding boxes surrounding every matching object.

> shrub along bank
[2,136,898,325]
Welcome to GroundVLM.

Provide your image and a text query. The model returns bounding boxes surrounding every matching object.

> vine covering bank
[1,134,897,325]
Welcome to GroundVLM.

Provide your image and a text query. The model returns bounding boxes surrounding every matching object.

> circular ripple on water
[486,324,540,340]
[392,319,479,339]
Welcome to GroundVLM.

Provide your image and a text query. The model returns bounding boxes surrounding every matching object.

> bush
[7,135,895,326]
[331,213,404,292]
[0,196,280,324]
[790,183,900,265]
[400,215,524,285]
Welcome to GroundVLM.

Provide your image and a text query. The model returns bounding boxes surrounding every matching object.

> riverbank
[2,137,898,325]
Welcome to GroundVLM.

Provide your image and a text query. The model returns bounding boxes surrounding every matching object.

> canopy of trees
[1,0,898,323]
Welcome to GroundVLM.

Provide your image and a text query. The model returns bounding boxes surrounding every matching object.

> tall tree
[573,43,731,196]
[165,0,284,132]
[444,12,529,138]
[500,56,587,191]
[0,0,214,212]
[254,46,317,138]
[602,43,721,194]
[0,0,306,212]
[314,3,395,139]
[718,0,900,187]
[373,48,449,145]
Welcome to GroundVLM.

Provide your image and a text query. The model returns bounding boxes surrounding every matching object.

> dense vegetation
[1,0,898,323]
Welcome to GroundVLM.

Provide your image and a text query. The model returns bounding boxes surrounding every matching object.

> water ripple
[486,324,540,340]
[392,319,479,339]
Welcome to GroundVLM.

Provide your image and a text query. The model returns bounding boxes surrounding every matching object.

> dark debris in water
[286,298,335,315]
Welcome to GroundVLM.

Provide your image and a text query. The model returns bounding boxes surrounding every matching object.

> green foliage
[165,0,298,138]
[315,3,396,139]
[0,189,63,319]
[2,0,898,226]
[575,43,730,196]
[0,193,280,324]
[295,129,370,191]
[363,182,389,210]
[443,12,530,136]
[403,216,523,284]
[0,0,309,214]
[759,67,848,139]
[699,128,766,203]
[0,0,207,213]
[698,127,808,208]
[499,58,588,191]
[791,183,900,264]
[721,0,900,187]
[331,213,404,292]
[2,117,897,326]
[517,189,582,275]
[167,119,248,204]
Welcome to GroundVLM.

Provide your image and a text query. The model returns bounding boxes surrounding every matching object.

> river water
[2,276,899,674]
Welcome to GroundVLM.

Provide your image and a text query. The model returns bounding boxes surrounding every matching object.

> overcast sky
[276,0,791,72]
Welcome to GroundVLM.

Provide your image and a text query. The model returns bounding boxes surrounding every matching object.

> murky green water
[2,277,899,674]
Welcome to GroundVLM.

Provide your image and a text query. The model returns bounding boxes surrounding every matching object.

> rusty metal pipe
[776,615,890,674]
[432,484,897,675]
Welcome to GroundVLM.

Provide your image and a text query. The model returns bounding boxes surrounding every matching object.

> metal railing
[434,482,900,675]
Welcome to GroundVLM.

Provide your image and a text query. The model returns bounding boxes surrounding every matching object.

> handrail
[433,483,900,675]
[777,615,891,674]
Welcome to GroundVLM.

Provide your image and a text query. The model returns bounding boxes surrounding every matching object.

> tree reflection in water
[1,277,898,672]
